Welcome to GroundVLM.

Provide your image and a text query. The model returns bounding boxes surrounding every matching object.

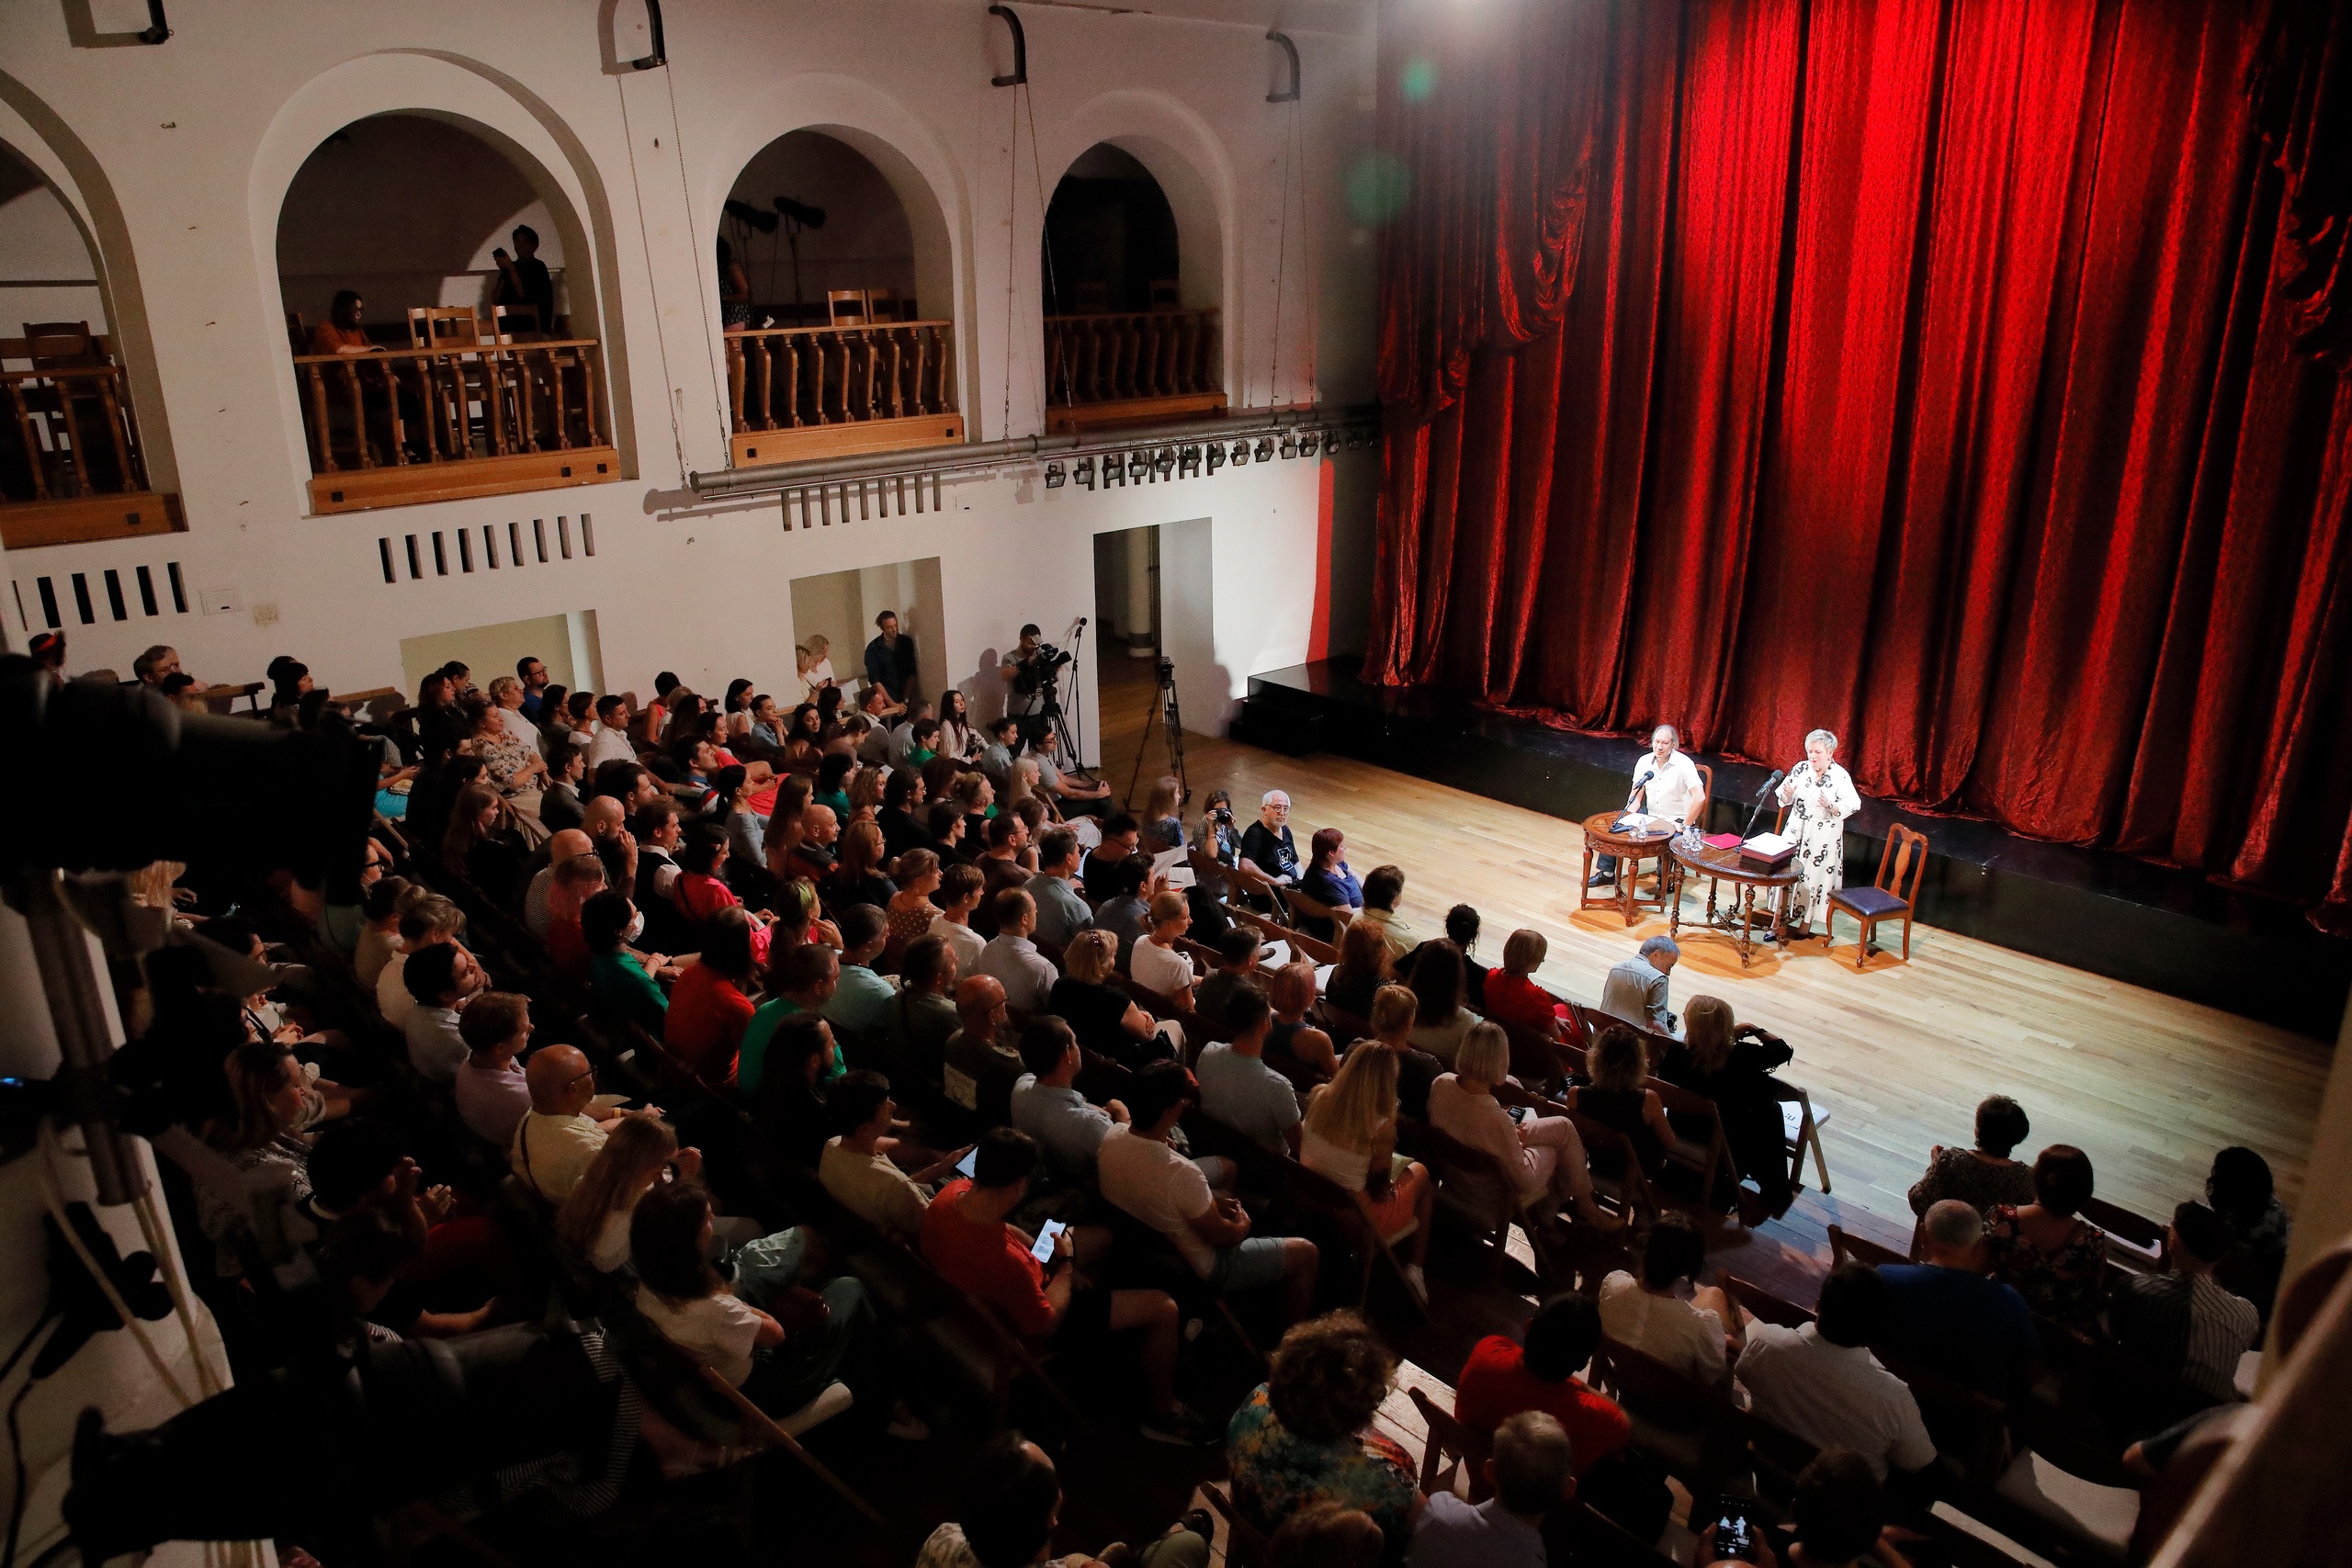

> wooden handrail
[0,355,151,503]
[1043,307,1219,407]
[290,336,605,365]
[291,337,608,475]
[722,318,953,342]
[721,318,956,434]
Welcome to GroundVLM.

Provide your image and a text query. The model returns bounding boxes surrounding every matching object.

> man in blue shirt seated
[1876,1199,2040,1400]
[1406,1409,1575,1568]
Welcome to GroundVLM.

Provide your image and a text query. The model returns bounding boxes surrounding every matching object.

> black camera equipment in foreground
[1124,656,1190,809]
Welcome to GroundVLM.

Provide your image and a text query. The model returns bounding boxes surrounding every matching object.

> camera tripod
[1125,657,1191,807]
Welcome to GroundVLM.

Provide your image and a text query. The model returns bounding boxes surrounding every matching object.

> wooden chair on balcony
[1148,277,1182,310]
[18,321,133,498]
[825,289,869,326]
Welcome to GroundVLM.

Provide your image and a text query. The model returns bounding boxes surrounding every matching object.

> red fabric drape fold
[1364,0,2352,924]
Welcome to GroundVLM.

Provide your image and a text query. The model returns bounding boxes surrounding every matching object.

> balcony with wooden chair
[1042,305,1225,433]
[289,305,620,514]
[0,322,181,549]
[721,303,962,468]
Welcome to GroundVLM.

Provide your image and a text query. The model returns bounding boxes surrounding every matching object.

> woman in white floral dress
[1773,728,1860,935]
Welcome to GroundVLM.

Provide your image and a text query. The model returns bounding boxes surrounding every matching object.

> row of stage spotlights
[1043,424,1378,490]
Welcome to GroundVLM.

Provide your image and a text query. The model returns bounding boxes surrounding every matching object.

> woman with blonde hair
[1429,1021,1617,1229]
[845,764,888,824]
[1300,1045,1433,1300]
[797,634,836,701]
[1048,928,1167,1066]
[559,1113,701,1271]
[1661,995,1794,1213]
[1565,1025,1697,1183]
[883,848,944,969]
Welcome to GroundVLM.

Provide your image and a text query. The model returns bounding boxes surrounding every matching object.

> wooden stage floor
[1091,656,2330,1238]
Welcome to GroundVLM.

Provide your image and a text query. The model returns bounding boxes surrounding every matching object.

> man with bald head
[941,974,1023,1122]
[582,795,639,897]
[525,829,596,938]
[784,803,841,885]
[511,1043,635,1202]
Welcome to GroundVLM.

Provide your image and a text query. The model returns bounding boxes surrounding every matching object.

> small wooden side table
[1578,812,1680,928]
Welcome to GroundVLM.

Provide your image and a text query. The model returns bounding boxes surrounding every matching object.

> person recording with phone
[1690,1449,1916,1567]
[920,1127,1214,1445]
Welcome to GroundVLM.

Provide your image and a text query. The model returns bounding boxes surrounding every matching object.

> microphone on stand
[1736,769,1785,839]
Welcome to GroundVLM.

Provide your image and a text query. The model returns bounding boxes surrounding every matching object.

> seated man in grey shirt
[1193,990,1300,1155]
[1023,827,1094,949]
[1008,1016,1126,1178]
[1091,856,1153,970]
[1599,934,1679,1037]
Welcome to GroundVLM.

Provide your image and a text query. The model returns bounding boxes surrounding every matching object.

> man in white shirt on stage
[1588,726,1706,886]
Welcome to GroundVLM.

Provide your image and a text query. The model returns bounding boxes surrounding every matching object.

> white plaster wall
[0,0,1377,717]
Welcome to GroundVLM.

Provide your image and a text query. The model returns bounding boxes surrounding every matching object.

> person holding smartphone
[1690,1449,1917,1567]
[921,1127,1216,1446]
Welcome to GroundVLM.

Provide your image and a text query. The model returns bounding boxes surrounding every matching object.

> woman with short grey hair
[1773,728,1860,936]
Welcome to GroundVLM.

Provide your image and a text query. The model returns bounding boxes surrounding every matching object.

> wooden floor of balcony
[729,412,965,469]
[0,489,182,549]
[307,445,621,515]
[1045,390,1227,434]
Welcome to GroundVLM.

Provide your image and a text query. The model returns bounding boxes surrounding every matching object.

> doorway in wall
[788,557,944,708]
[1094,521,1213,808]
[399,610,602,703]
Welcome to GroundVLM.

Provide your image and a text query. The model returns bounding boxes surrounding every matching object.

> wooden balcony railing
[1043,309,1226,432]
[722,320,963,467]
[290,338,619,514]
[0,338,180,549]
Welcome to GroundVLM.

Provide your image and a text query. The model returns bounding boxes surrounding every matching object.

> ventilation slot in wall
[374,516,595,587]
[11,558,192,634]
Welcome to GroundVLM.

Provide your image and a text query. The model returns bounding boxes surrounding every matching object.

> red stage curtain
[1365,0,2352,927]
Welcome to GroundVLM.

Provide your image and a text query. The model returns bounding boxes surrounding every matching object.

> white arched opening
[703,75,972,458]
[1035,91,1236,421]
[248,52,630,510]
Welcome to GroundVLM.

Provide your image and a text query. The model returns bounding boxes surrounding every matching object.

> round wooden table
[1667,839,1800,967]
[1578,812,1681,927]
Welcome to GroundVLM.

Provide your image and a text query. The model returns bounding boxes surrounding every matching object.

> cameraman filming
[998,624,1055,728]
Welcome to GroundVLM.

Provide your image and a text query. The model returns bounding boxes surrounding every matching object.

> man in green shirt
[736,942,837,1099]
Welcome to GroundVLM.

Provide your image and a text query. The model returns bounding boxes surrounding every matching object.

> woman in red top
[674,827,774,968]
[664,909,759,1088]
[1482,929,1572,1038]
[1453,1293,1630,1478]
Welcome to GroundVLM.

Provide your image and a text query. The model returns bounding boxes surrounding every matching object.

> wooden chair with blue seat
[1827,822,1928,969]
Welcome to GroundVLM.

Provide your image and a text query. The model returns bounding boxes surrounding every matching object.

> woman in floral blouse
[1985,1145,2108,1334]
[1226,1311,1422,1548]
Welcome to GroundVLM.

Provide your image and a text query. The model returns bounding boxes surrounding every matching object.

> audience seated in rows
[1736,1262,1935,1483]
[1428,1021,1612,1230]
[1298,1043,1433,1300]
[922,1127,1212,1445]
[1599,1216,1742,1384]
[1099,1062,1319,1320]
